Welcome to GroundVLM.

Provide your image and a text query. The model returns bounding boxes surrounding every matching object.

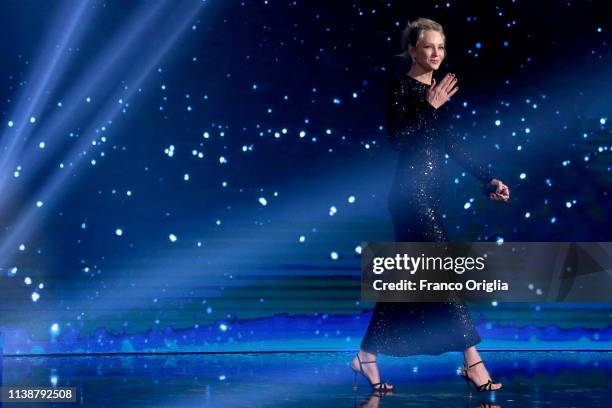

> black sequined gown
[360,74,496,356]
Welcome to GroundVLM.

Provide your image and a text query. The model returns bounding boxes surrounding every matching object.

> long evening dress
[360,74,496,356]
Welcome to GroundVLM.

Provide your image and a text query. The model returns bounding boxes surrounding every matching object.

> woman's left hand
[488,179,510,201]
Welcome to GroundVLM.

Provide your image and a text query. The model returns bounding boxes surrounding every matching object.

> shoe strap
[477,379,493,391]
[466,360,483,369]
[356,353,377,365]
[372,382,389,391]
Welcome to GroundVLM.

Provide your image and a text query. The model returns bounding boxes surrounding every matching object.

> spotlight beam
[0,0,168,199]
[0,1,205,270]
[0,0,93,186]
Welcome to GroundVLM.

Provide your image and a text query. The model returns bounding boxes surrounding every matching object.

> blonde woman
[351,18,509,394]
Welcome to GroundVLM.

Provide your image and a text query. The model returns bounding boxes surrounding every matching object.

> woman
[351,18,510,394]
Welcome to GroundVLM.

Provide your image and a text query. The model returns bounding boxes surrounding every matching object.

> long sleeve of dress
[386,79,437,152]
[445,132,496,186]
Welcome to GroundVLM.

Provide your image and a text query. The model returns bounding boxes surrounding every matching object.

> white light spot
[164,145,175,157]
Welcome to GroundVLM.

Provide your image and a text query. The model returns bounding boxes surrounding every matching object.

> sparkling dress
[360,74,496,356]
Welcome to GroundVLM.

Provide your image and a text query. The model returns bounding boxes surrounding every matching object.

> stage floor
[1,351,610,407]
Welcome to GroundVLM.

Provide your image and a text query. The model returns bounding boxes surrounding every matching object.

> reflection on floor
[1,351,610,407]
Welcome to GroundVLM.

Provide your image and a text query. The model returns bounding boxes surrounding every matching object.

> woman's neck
[407,65,433,86]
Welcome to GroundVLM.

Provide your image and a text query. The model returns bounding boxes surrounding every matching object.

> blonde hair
[398,18,446,60]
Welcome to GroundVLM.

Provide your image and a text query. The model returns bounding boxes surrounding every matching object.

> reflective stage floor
[1,351,610,407]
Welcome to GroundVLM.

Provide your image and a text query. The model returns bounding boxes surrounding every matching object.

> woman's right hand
[426,73,458,109]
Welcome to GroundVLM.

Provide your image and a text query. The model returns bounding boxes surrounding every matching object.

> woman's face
[409,30,446,71]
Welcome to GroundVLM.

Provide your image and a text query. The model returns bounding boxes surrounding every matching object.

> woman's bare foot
[351,350,393,391]
[463,347,502,391]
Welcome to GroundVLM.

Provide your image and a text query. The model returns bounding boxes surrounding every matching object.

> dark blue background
[0,0,609,354]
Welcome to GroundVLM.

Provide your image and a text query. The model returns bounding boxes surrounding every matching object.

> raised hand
[426,73,458,109]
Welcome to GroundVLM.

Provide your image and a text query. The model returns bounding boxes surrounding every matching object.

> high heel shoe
[351,353,392,393]
[460,360,501,395]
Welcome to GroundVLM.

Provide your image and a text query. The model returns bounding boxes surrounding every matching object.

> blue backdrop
[0,0,610,355]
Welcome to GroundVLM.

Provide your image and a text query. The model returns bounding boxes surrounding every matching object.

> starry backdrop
[0,0,610,354]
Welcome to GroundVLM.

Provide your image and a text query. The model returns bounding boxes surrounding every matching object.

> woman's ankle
[359,349,376,360]
[463,346,481,366]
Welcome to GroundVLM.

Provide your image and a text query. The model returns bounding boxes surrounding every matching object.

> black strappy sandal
[351,353,392,393]
[460,360,502,396]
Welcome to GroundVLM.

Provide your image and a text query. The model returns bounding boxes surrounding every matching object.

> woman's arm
[445,132,496,186]
[387,74,458,150]
[446,132,510,200]
[386,79,437,151]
